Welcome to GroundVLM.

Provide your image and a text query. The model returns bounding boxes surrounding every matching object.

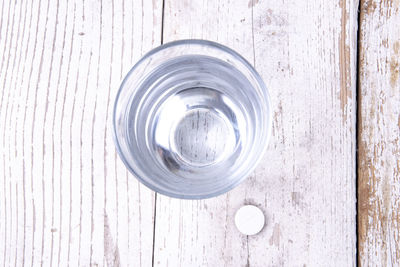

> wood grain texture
[153,0,358,266]
[358,0,400,265]
[0,0,162,266]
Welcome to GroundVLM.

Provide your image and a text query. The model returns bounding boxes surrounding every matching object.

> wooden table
[0,0,399,266]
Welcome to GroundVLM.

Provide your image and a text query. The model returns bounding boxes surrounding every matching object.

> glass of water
[113,40,271,199]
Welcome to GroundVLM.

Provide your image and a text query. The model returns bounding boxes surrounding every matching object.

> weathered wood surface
[153,0,358,266]
[9,0,400,266]
[0,0,162,266]
[358,0,400,265]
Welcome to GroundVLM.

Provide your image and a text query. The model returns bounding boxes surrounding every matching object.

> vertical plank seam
[152,1,165,266]
[160,0,165,45]
[356,0,362,266]
[151,193,158,267]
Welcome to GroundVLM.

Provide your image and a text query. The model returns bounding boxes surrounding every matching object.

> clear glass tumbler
[113,40,271,199]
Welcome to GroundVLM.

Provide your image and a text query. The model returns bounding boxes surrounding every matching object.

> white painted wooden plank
[0,0,162,266]
[358,1,400,266]
[153,0,358,266]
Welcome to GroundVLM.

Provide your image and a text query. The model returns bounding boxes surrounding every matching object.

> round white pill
[234,205,265,235]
